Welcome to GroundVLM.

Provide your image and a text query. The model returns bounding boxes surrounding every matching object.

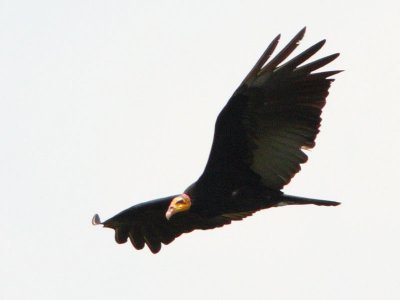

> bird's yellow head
[165,194,192,220]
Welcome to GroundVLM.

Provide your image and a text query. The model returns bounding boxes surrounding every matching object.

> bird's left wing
[93,196,251,253]
[198,28,341,191]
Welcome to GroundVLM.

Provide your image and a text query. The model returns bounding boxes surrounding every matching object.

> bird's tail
[278,194,340,207]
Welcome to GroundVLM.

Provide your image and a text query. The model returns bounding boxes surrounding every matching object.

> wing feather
[200,28,340,190]
[99,196,253,253]
[128,227,145,250]
[259,27,306,75]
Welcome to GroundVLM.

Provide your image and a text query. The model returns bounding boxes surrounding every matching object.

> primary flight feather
[93,27,341,254]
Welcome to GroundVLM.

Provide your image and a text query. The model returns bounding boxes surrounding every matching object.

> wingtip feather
[92,214,102,225]
[259,27,308,75]
[297,27,307,39]
[240,33,281,85]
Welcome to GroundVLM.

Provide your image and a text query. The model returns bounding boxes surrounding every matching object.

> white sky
[2,1,400,299]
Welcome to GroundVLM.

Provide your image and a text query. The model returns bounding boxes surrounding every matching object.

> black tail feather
[279,194,340,206]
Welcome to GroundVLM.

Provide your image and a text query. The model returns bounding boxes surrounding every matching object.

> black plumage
[93,28,341,254]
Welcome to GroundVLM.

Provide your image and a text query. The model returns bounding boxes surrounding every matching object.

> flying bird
[92,27,341,254]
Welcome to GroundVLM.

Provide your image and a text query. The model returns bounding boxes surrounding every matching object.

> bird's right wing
[93,196,253,254]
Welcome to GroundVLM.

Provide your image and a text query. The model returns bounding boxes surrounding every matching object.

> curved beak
[165,206,175,220]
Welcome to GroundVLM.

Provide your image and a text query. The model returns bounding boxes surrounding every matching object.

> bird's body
[93,28,341,254]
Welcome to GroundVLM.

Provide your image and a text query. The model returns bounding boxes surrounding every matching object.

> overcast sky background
[2,1,399,299]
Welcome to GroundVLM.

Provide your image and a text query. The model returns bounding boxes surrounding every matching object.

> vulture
[92,27,341,254]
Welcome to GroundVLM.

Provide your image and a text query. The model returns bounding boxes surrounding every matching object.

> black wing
[199,27,341,191]
[93,196,252,254]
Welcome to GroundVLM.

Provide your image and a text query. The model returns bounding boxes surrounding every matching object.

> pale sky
[2,1,400,299]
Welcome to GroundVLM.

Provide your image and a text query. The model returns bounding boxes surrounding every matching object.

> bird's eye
[175,199,185,205]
